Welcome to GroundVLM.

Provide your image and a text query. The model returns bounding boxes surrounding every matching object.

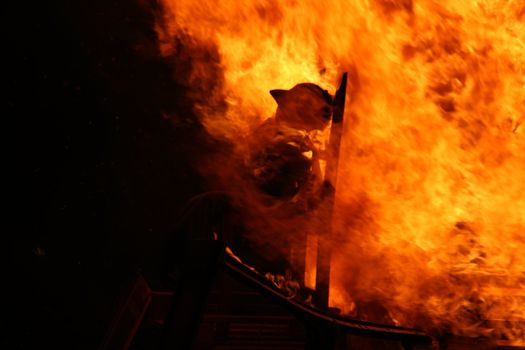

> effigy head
[270,83,333,131]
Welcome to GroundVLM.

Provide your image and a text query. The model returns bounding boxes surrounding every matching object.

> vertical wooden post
[314,73,348,309]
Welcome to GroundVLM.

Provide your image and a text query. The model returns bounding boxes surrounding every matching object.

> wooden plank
[315,72,348,309]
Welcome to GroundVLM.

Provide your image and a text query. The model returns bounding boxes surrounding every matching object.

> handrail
[221,256,432,345]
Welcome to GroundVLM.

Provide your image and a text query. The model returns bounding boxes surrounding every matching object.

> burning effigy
[156,0,525,347]
[171,78,342,290]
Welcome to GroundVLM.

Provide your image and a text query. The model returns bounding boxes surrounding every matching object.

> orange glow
[156,0,525,342]
[304,233,318,289]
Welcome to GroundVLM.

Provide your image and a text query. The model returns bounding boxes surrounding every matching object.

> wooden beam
[314,72,348,310]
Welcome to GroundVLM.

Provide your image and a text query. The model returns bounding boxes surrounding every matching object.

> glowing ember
[156,0,525,342]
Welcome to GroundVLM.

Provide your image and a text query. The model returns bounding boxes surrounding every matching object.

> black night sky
[8,1,212,348]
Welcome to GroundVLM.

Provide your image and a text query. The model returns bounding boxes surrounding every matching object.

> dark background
[8,1,211,348]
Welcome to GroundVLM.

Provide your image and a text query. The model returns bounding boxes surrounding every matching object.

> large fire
[155,0,525,343]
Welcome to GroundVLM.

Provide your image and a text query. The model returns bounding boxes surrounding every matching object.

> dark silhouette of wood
[99,272,152,350]
[315,72,348,309]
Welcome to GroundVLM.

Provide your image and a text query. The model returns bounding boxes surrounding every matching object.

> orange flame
[156,0,525,341]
